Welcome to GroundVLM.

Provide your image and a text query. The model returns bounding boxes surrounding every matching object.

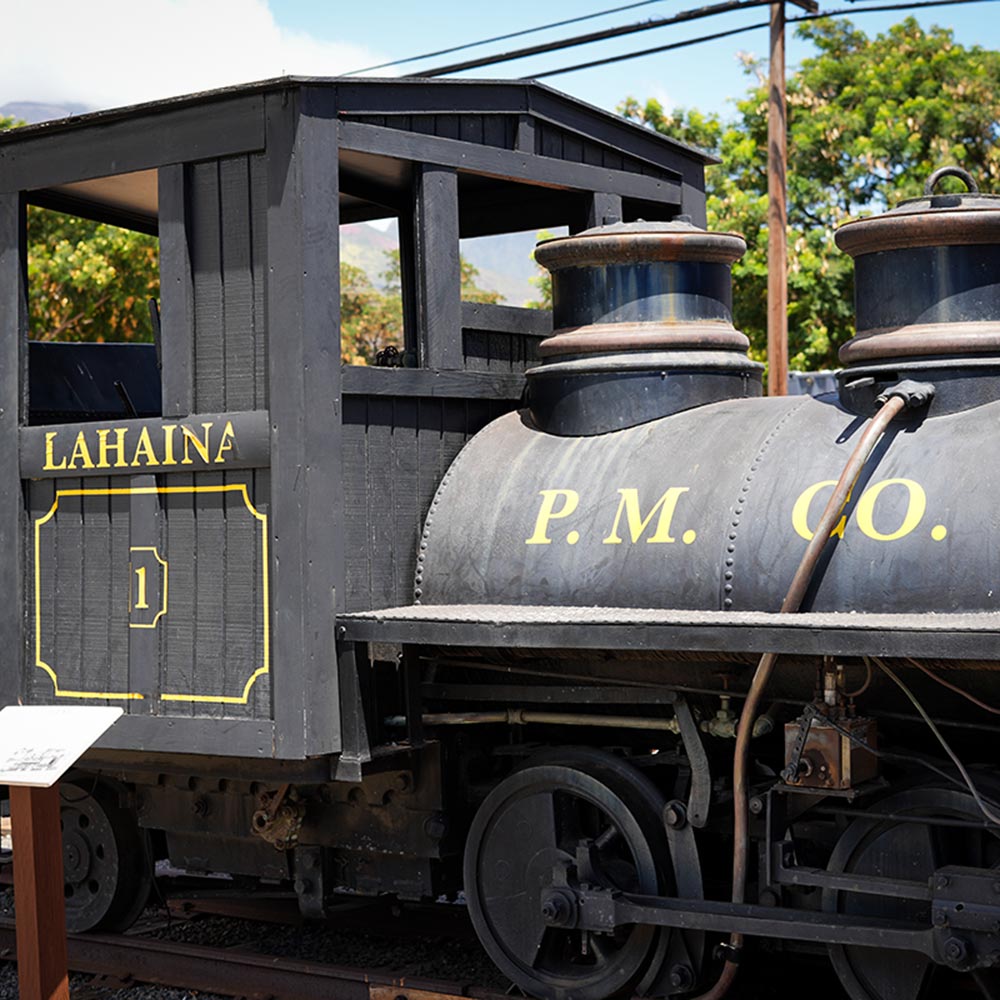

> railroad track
[0,915,507,1000]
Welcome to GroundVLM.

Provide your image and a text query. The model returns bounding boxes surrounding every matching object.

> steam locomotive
[2,78,1000,1000]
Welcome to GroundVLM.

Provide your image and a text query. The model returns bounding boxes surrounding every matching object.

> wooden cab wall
[0,79,711,760]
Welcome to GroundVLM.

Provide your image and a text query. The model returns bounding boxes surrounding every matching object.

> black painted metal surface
[837,166,1000,367]
[549,259,734,329]
[853,244,1000,333]
[525,359,759,436]
[417,390,1000,616]
[526,220,761,435]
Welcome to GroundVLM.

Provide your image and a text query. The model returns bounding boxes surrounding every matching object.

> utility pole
[767,0,817,396]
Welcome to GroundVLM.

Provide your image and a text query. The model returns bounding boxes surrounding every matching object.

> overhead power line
[409,0,802,78]
[344,0,676,76]
[529,0,998,78]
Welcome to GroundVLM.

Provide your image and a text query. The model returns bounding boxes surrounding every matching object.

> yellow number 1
[134,566,149,610]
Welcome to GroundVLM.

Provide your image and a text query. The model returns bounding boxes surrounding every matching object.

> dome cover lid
[836,166,1000,258]
[535,217,746,270]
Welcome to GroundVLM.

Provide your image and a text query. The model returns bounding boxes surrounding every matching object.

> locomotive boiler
[2,78,1000,1000]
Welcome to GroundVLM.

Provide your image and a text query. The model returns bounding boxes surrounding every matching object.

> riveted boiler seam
[722,399,808,611]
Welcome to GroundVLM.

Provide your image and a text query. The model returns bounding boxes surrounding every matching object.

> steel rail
[0,916,505,1000]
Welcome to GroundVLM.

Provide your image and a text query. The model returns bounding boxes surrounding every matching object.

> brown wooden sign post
[0,706,123,1000]
[9,785,69,1000]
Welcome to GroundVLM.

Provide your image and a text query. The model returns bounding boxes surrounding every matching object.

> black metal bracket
[292,845,326,919]
[333,640,372,783]
[673,696,710,828]
[931,866,1000,971]
[400,644,424,749]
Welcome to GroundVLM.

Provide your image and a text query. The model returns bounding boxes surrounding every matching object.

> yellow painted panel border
[34,483,269,705]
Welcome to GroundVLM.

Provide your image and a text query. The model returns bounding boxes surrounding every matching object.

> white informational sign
[0,706,123,788]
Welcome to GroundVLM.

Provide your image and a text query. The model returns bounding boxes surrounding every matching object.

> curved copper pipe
[693,393,908,1000]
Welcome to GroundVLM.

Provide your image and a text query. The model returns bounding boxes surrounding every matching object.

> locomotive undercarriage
[59,648,1000,1000]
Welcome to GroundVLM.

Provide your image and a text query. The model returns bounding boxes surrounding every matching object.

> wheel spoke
[593,824,619,850]
[509,790,559,853]
[587,933,611,965]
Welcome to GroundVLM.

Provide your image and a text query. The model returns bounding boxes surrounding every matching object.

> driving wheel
[464,751,666,1000]
[825,786,1000,1000]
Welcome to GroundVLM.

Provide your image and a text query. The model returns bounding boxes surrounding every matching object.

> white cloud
[0,0,391,111]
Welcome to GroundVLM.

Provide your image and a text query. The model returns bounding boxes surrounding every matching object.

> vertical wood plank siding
[159,166,195,418]
[158,471,269,720]
[461,330,541,372]
[0,193,24,708]
[460,302,550,373]
[341,394,517,612]
[189,154,269,415]
[534,122,652,177]
[27,473,269,718]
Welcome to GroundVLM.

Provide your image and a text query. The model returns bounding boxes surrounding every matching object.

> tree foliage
[340,249,502,364]
[526,230,555,310]
[621,17,1000,371]
[28,207,159,343]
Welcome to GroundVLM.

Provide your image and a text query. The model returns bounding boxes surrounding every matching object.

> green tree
[340,249,502,364]
[621,17,1000,371]
[339,258,403,365]
[460,257,503,304]
[527,230,555,310]
[28,207,159,342]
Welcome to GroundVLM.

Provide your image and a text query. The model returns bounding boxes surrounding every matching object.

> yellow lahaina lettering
[133,565,149,610]
[43,431,67,471]
[602,487,689,545]
[854,478,926,541]
[214,420,236,464]
[130,426,159,467]
[96,427,128,469]
[181,422,213,465]
[526,489,580,545]
[791,480,848,541]
[161,425,178,465]
[67,432,95,470]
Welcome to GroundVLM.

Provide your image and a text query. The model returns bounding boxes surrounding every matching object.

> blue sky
[1,1,997,122]
[270,0,1000,118]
